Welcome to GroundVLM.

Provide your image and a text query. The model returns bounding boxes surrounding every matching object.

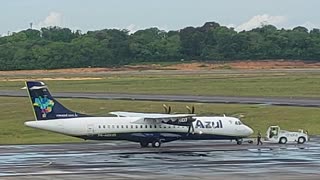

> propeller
[163,104,171,114]
[162,104,196,135]
[232,113,245,119]
[186,105,195,114]
[185,105,196,135]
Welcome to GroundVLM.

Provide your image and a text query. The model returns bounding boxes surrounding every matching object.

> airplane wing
[109,111,166,118]
[110,111,196,125]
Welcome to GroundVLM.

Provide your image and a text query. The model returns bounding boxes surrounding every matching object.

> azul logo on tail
[33,96,55,118]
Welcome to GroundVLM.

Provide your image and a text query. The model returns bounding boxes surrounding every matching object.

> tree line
[0,22,319,70]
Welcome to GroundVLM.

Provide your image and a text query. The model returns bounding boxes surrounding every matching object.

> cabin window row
[97,124,186,129]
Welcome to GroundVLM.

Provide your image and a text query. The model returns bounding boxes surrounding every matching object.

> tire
[279,137,287,144]
[152,140,161,148]
[236,138,243,145]
[298,137,306,144]
[140,141,149,148]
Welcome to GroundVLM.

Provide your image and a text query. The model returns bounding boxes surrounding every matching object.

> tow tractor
[265,126,308,144]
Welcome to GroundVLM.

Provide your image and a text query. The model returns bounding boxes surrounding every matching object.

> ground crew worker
[257,131,263,145]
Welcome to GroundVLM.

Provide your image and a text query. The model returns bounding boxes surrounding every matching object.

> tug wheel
[297,137,306,144]
[279,137,287,144]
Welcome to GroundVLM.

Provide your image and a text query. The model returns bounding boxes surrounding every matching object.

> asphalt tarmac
[1,90,320,107]
[1,138,320,180]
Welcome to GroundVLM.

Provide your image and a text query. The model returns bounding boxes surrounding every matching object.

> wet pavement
[1,138,320,180]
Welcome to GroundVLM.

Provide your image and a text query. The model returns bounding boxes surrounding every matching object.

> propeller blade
[186,105,195,114]
[186,106,191,114]
[187,119,195,135]
[187,124,195,135]
[163,104,168,114]
[191,123,194,134]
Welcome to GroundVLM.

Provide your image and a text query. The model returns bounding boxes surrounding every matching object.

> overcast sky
[0,0,319,36]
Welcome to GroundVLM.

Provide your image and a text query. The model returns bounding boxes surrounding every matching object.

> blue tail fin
[25,81,89,120]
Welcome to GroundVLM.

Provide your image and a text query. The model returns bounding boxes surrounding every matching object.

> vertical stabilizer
[25,81,89,120]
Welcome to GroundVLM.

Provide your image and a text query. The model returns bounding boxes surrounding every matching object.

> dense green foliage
[1,22,320,70]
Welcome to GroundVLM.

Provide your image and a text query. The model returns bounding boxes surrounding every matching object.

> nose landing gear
[236,138,243,145]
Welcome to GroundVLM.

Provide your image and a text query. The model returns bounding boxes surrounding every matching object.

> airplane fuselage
[25,116,253,143]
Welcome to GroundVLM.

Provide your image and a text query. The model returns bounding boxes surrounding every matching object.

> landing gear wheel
[140,141,149,148]
[236,138,243,145]
[152,140,161,148]
[279,137,287,144]
[298,137,306,144]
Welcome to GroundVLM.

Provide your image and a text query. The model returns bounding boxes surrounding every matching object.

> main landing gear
[140,140,162,148]
[152,140,161,148]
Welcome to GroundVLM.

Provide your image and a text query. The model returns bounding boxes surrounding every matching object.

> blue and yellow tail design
[25,81,89,120]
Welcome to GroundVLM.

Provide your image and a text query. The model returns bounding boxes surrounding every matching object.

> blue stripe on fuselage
[76,132,238,143]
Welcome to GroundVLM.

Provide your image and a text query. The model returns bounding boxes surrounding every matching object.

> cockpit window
[235,121,243,125]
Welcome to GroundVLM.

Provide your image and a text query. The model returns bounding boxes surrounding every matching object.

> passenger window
[150,125,152,128]
[121,125,124,128]
[98,125,101,128]
[131,125,133,128]
[135,125,138,128]
[154,125,157,128]
[145,125,148,128]
[126,125,128,128]
[140,125,143,128]
[112,125,114,128]
[107,125,110,128]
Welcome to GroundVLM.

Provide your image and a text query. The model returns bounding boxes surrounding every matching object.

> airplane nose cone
[246,126,254,136]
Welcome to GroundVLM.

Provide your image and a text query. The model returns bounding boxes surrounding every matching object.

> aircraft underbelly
[78,132,237,142]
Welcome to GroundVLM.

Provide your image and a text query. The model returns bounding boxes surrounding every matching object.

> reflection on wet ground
[1,138,320,179]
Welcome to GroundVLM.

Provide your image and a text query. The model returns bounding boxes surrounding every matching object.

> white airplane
[24,81,254,148]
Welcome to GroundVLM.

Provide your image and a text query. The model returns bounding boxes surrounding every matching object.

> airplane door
[87,124,95,136]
